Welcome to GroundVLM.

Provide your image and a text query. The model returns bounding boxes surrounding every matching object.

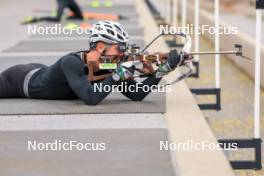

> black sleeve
[61,55,118,105]
[118,77,162,101]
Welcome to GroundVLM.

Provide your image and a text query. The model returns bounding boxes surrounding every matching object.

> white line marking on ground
[0,113,166,131]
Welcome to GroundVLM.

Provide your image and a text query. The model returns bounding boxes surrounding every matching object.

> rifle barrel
[190,50,239,55]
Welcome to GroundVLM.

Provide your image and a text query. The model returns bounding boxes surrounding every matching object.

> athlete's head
[88,20,129,56]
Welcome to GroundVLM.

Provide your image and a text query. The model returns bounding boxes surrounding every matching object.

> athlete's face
[104,44,124,56]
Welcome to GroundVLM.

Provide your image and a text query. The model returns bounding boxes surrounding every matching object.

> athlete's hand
[155,50,181,78]
[166,49,182,69]
[155,50,193,78]
[179,52,193,66]
[167,50,193,68]
[112,64,134,81]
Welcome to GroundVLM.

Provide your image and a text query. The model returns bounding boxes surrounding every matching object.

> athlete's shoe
[91,0,100,8]
[21,16,39,25]
[104,0,113,7]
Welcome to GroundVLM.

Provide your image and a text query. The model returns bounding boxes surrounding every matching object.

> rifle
[87,33,250,85]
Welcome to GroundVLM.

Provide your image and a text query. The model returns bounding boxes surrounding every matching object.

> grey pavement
[0,92,165,115]
[0,129,175,176]
[0,0,177,176]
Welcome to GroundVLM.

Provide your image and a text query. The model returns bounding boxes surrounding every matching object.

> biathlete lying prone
[0,21,190,105]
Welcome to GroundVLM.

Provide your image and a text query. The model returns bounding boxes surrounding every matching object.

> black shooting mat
[0,129,175,176]
[0,56,166,115]
[3,39,144,53]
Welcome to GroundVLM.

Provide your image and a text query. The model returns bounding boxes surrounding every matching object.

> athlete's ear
[96,42,106,53]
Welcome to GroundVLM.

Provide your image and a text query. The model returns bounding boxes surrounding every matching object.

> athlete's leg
[0,73,8,98]
[0,64,47,98]
[0,65,27,98]
[67,0,83,19]
[38,0,66,22]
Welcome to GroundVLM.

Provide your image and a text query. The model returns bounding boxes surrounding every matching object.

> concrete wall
[135,1,235,176]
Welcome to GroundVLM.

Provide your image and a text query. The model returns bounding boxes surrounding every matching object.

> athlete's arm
[61,55,117,105]
[118,77,162,101]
